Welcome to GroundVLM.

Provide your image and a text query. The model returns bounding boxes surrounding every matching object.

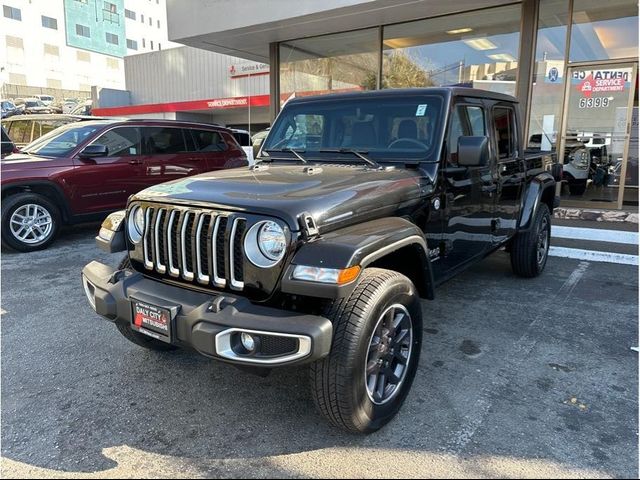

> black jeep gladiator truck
[82,88,560,433]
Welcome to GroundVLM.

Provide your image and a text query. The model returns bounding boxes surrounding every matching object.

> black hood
[133,163,434,232]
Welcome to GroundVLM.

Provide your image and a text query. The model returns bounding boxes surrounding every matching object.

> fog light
[241,332,256,352]
[82,275,96,310]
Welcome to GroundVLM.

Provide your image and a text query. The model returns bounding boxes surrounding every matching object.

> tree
[361,50,434,90]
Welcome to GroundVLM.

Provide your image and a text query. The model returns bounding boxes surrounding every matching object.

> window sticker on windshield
[416,104,428,116]
[129,147,137,154]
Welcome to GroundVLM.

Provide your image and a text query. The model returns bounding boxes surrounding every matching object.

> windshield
[262,94,444,162]
[26,101,44,108]
[20,123,102,157]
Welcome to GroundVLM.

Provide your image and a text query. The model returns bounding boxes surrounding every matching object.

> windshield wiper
[319,148,381,169]
[263,148,307,163]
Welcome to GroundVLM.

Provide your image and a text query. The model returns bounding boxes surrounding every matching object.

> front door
[439,99,495,273]
[70,126,144,214]
[559,62,638,209]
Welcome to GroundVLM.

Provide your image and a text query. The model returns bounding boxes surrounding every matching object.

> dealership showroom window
[277,0,638,210]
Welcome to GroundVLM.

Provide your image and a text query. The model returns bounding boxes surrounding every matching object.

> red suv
[1,119,247,251]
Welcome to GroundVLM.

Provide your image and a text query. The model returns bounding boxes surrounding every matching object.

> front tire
[1,193,60,252]
[310,268,422,433]
[114,256,178,352]
[510,203,551,278]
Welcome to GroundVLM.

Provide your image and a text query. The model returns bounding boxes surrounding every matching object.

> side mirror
[79,144,108,159]
[458,136,490,167]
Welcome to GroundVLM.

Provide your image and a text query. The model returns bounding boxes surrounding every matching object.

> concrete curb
[554,207,638,224]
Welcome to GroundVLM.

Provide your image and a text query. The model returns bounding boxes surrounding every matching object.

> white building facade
[0,0,178,98]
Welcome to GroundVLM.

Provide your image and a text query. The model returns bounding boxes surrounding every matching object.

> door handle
[129,159,142,165]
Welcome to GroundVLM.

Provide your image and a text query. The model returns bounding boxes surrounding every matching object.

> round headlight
[244,220,287,268]
[258,221,286,261]
[128,206,145,243]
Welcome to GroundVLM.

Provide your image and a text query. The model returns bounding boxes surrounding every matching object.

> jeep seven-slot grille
[142,207,245,290]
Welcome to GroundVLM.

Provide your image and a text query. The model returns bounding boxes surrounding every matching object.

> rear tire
[309,268,422,433]
[510,203,551,278]
[114,255,178,352]
[1,193,60,252]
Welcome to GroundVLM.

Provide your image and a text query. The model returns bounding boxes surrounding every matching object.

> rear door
[189,128,235,170]
[491,104,524,242]
[140,126,205,186]
[439,99,496,272]
[70,126,144,213]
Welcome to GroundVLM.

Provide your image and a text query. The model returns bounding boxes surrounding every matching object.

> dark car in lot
[83,88,561,433]
[1,119,247,251]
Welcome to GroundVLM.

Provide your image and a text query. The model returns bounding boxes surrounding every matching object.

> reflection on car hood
[133,163,434,231]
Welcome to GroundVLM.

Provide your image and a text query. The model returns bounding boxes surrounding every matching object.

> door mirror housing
[458,136,489,167]
[79,144,108,159]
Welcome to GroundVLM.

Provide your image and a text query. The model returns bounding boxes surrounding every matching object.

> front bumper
[82,261,333,367]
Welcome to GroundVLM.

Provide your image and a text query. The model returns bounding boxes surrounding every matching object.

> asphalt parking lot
[1,224,638,479]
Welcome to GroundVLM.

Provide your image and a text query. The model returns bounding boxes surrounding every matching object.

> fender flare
[518,172,557,232]
[1,180,72,222]
[280,217,435,300]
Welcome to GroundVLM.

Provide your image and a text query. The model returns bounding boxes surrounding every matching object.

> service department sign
[229,62,270,78]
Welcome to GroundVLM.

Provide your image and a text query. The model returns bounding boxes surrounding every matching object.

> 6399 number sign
[579,97,610,109]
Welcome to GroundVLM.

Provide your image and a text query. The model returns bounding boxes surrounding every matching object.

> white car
[34,94,54,107]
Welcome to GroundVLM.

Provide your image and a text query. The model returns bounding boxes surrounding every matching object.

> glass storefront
[279,28,379,101]
[382,5,522,96]
[275,0,638,210]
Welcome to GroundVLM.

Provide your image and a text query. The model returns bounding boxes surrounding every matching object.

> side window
[493,107,517,160]
[90,127,141,156]
[40,120,69,137]
[232,131,251,147]
[7,120,31,144]
[142,127,188,154]
[191,129,226,152]
[447,105,486,166]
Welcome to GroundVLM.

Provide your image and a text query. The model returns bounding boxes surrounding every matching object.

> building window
[41,15,58,30]
[44,44,60,56]
[148,16,152,26]
[141,14,144,23]
[157,19,160,28]
[46,78,62,89]
[105,32,119,45]
[150,40,154,50]
[76,24,90,38]
[77,50,91,62]
[142,38,146,48]
[569,0,638,61]
[381,4,521,96]
[3,5,21,21]
[6,35,24,64]
[8,72,27,85]
[103,1,119,24]
[106,57,119,69]
[125,9,136,20]
[527,0,569,150]
[279,28,380,100]
[158,43,161,50]
[126,39,138,50]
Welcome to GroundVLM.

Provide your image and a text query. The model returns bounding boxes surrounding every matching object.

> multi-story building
[0,0,178,97]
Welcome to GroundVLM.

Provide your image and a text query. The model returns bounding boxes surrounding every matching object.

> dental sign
[574,69,631,98]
